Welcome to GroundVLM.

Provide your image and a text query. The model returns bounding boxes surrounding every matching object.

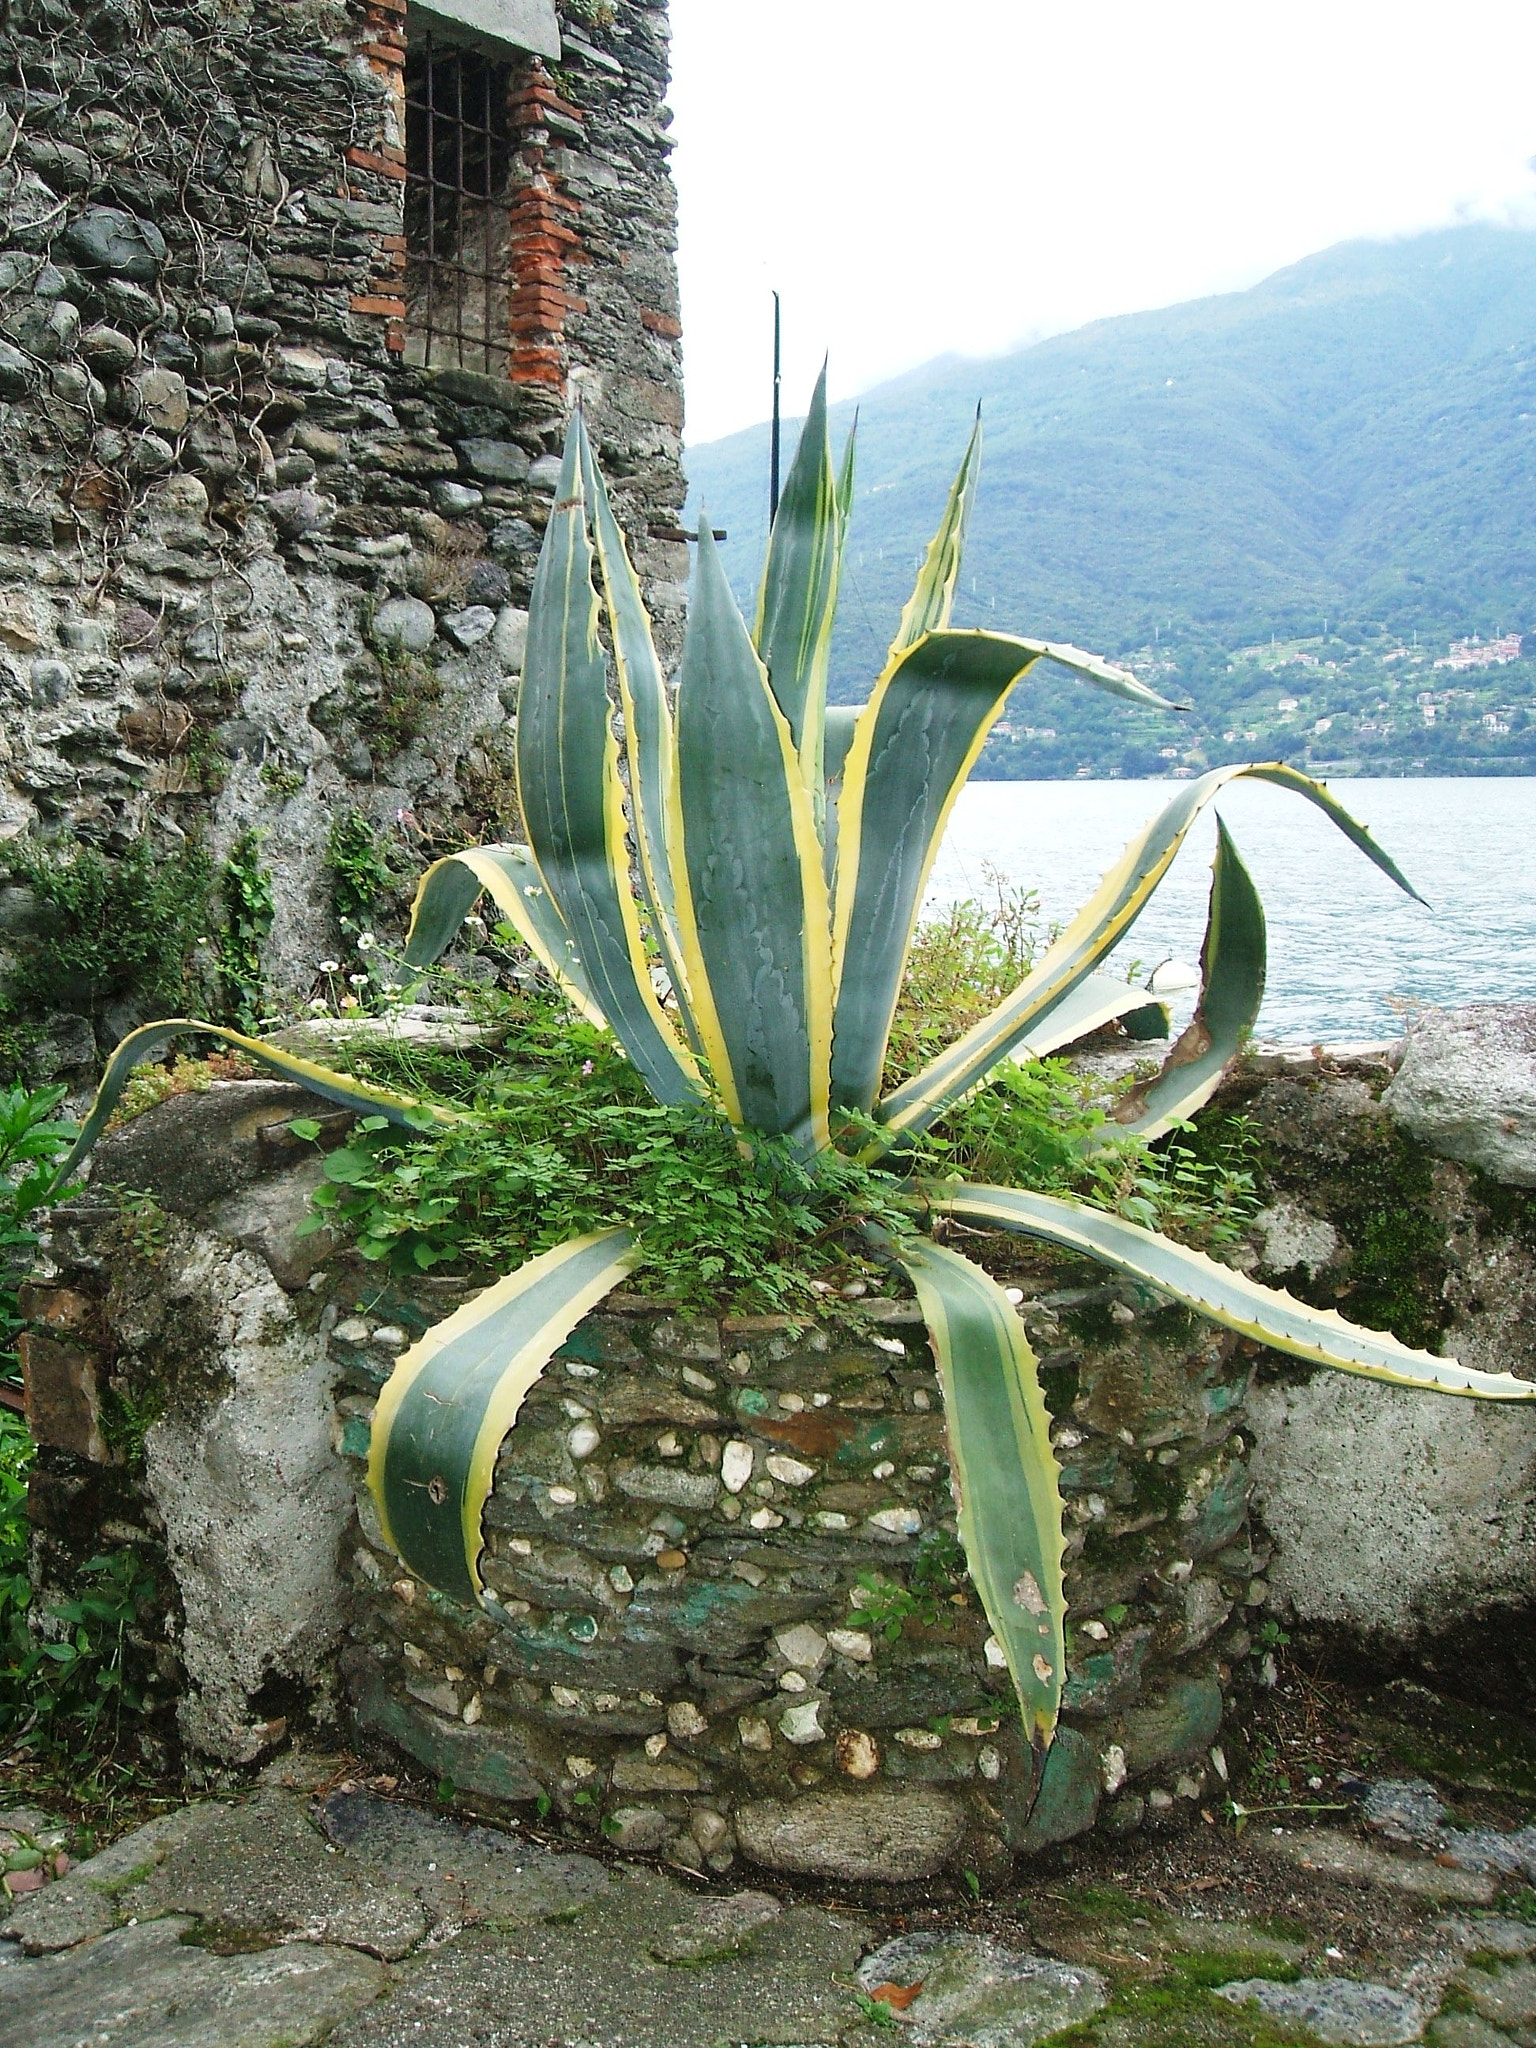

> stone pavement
[4,1763,1536,2048]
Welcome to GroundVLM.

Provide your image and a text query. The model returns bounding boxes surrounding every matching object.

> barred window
[402,26,514,374]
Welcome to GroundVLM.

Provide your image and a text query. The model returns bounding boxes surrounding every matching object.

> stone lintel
[410,0,561,61]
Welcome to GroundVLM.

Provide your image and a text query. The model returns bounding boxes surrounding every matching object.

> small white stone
[546,1485,578,1507]
[1210,1745,1229,1783]
[1080,1619,1109,1641]
[911,1389,930,1410]
[1004,1287,1025,1304]
[950,1716,999,1737]
[608,1564,634,1593]
[836,1729,881,1779]
[775,1623,828,1672]
[461,1693,482,1726]
[749,1507,784,1530]
[564,1359,600,1379]
[827,1628,872,1662]
[872,1460,896,1480]
[778,1670,808,1692]
[766,1453,816,1487]
[334,1318,371,1344]
[667,1701,708,1740]
[777,1392,805,1413]
[779,1700,825,1745]
[730,1560,766,1587]
[894,1726,943,1751]
[1101,1743,1128,1795]
[984,1635,1008,1669]
[560,1398,591,1419]
[656,1431,683,1458]
[978,1745,1002,1781]
[1148,1787,1175,1810]
[566,1754,598,1781]
[814,1511,851,1531]
[738,1715,773,1751]
[1175,1773,1203,1800]
[811,1392,830,1407]
[872,1335,905,1356]
[567,1422,601,1460]
[550,1685,581,1708]
[907,1465,936,1481]
[681,1366,716,1391]
[721,1441,754,1494]
[372,1325,409,1353]
[868,1506,921,1537]
[644,1732,668,1760]
[508,1538,533,1556]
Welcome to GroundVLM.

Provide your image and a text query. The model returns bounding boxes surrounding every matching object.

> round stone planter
[24,1079,1261,1877]
[335,1273,1258,1883]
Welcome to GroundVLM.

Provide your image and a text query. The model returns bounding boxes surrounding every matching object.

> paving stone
[1362,1779,1448,1847]
[0,1914,387,2048]
[650,1889,782,1963]
[326,1865,869,2048]
[317,1788,609,1929]
[0,1877,115,1956]
[1457,1960,1536,2029]
[856,1930,1108,2047]
[121,1790,429,1961]
[1215,1976,1426,2046]
[1428,2016,1519,2048]
[2,1804,226,1954]
[1262,1828,1498,1904]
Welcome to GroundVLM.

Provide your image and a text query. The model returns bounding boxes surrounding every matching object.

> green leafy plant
[53,377,1536,1776]
[218,832,274,1032]
[326,810,397,943]
[1,1547,159,1775]
[0,1083,80,1394]
[0,835,214,1038]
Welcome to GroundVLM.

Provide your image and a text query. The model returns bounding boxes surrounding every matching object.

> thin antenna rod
[769,291,782,525]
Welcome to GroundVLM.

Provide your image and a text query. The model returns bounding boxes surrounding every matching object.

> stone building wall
[0,0,686,1065]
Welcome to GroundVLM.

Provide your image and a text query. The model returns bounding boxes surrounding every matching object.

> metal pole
[770,290,782,526]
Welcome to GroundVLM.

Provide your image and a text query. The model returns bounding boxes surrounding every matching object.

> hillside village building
[0,0,686,1066]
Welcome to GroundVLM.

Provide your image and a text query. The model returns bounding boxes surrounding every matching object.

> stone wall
[1232,1012,1536,1682]
[0,0,685,1064]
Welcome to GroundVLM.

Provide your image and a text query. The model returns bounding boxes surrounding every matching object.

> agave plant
[57,376,1535,1771]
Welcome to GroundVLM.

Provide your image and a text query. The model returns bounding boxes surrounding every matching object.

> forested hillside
[684,224,1536,777]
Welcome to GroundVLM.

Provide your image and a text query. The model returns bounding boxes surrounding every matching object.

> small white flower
[463,913,486,932]
[308,998,329,1013]
[348,973,369,987]
[357,931,377,951]
[318,959,341,974]
[340,995,360,1010]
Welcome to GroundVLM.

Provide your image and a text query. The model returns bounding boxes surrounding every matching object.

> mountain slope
[683,225,1536,776]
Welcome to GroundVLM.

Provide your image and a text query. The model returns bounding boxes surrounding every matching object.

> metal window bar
[403,28,513,373]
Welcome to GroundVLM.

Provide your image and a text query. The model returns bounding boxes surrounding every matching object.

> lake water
[927,778,1536,1044]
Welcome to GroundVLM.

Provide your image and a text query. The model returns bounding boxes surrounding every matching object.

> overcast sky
[669,0,1536,446]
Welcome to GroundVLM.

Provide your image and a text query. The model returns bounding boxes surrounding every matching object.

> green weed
[0,835,215,1039]
[218,832,274,1032]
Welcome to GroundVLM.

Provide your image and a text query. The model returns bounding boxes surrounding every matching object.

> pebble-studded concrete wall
[26,1075,1257,1877]
[0,0,686,1065]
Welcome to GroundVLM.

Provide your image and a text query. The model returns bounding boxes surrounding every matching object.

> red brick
[351,293,407,318]
[641,308,683,339]
[20,1332,110,1463]
[345,146,406,180]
